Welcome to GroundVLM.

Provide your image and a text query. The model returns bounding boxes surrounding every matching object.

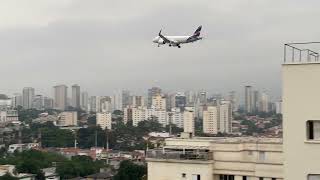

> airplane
[152,26,203,48]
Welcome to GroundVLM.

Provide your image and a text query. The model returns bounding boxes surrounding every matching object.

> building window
[243,176,247,180]
[272,178,276,180]
[219,175,234,180]
[192,174,200,180]
[259,178,263,180]
[307,121,320,140]
[182,173,186,178]
[259,151,266,161]
[308,174,320,180]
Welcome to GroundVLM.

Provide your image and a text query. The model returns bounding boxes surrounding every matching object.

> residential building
[175,92,187,109]
[112,90,122,111]
[0,109,19,123]
[53,85,68,110]
[183,107,195,134]
[259,92,269,112]
[57,111,77,126]
[146,136,283,180]
[245,86,253,113]
[148,87,162,108]
[96,112,112,130]
[122,90,131,108]
[131,96,144,107]
[11,93,22,108]
[152,94,166,110]
[89,96,97,112]
[203,101,232,134]
[32,95,44,110]
[203,106,218,134]
[80,91,89,111]
[71,84,80,109]
[282,60,320,179]
[169,107,184,128]
[43,97,54,109]
[275,100,282,114]
[198,91,207,104]
[22,87,35,109]
[132,107,147,126]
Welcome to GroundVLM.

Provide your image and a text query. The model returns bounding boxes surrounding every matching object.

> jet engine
[158,39,165,44]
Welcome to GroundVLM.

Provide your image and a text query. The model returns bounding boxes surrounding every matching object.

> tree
[0,173,19,180]
[114,160,146,180]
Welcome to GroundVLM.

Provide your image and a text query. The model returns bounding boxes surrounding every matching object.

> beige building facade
[283,62,320,180]
[147,136,283,180]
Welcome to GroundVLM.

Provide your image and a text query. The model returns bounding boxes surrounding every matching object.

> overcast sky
[1,0,320,99]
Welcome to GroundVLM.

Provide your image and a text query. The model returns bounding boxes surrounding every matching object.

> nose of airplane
[152,37,159,43]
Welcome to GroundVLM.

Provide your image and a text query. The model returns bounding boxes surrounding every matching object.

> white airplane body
[152,26,203,48]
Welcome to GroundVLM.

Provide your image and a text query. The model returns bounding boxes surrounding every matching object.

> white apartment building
[132,106,147,126]
[147,136,283,180]
[152,94,166,110]
[0,109,19,123]
[203,106,218,134]
[184,107,195,134]
[57,111,77,126]
[169,107,184,128]
[282,60,320,179]
[96,112,112,130]
[219,101,232,133]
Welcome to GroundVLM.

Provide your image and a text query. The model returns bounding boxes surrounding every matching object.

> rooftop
[168,136,283,144]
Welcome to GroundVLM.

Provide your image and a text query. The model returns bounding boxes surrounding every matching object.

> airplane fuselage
[153,35,202,46]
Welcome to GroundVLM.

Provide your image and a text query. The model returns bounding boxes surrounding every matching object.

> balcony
[146,149,213,161]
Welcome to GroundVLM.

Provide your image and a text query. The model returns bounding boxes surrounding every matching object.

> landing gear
[169,44,172,47]
[178,45,181,48]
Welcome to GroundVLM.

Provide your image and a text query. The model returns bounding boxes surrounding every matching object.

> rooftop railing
[284,42,320,63]
[146,149,213,161]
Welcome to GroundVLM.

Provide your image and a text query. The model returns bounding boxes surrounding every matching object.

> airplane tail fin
[193,25,202,37]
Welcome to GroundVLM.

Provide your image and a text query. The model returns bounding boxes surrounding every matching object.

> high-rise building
[259,92,269,112]
[148,87,162,108]
[122,90,131,108]
[203,101,232,134]
[131,96,144,107]
[169,107,184,128]
[183,107,195,135]
[80,92,89,111]
[11,93,22,108]
[227,91,238,112]
[89,96,97,112]
[22,87,35,109]
[53,85,68,110]
[275,100,282,114]
[32,95,44,110]
[203,106,218,134]
[185,91,196,105]
[244,86,253,113]
[96,112,112,130]
[43,97,54,109]
[152,94,166,110]
[175,92,187,109]
[198,91,207,104]
[71,84,80,109]
[112,90,123,111]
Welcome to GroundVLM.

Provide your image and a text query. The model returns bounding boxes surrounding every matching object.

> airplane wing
[159,30,175,44]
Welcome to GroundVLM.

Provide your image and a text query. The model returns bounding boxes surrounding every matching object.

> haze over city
[3,0,320,97]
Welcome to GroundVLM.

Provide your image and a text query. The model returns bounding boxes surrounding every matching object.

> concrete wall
[148,161,213,180]
[283,63,320,179]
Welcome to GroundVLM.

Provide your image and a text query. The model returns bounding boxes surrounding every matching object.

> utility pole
[38,129,42,148]
[74,130,77,149]
[105,129,109,165]
[95,130,98,148]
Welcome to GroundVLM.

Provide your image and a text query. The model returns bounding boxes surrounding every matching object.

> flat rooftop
[167,136,283,144]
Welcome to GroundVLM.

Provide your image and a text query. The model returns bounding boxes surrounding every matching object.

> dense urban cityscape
[0,84,283,179]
